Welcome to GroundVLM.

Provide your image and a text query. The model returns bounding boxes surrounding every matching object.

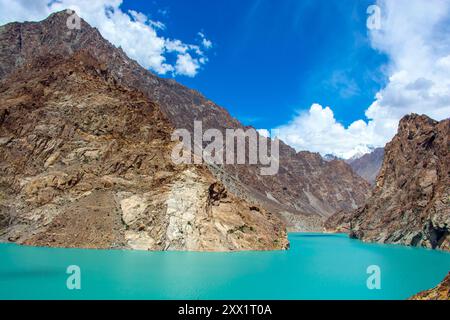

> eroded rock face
[0,52,288,251]
[0,11,371,231]
[326,114,450,251]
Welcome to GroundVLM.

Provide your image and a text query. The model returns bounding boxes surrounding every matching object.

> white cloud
[175,53,200,78]
[277,104,381,159]
[0,0,212,77]
[278,0,450,158]
[198,32,213,49]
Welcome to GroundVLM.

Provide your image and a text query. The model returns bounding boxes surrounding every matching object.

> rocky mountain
[347,147,384,185]
[409,273,450,300]
[0,48,290,251]
[326,114,450,251]
[0,11,371,233]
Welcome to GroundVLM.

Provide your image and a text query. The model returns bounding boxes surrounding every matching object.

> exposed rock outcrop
[409,273,450,300]
[326,114,450,251]
[0,52,288,251]
[0,11,371,232]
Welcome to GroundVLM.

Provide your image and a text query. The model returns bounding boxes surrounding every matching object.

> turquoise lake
[1,233,449,300]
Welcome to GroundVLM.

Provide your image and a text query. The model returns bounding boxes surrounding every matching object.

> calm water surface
[1,233,449,300]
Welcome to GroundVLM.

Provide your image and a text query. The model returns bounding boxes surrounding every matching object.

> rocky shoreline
[409,273,450,300]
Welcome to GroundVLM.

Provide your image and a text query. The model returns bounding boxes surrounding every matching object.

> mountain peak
[399,113,439,131]
[46,9,73,19]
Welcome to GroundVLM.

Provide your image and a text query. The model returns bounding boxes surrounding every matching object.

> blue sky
[1,0,449,157]
[122,0,388,130]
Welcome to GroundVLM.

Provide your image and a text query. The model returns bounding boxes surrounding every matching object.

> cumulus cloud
[278,0,450,158]
[0,0,212,77]
[175,53,201,78]
[277,104,380,159]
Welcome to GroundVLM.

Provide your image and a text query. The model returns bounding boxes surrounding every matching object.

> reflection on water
[289,233,345,238]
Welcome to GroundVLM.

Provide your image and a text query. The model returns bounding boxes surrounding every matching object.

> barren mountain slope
[0,51,288,251]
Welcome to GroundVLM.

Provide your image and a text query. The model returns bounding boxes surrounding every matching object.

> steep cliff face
[0,52,288,251]
[348,148,384,185]
[326,114,450,251]
[0,11,371,230]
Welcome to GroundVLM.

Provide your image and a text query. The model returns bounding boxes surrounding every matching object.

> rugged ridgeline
[347,148,384,185]
[0,11,371,233]
[326,114,450,251]
[409,273,450,300]
[0,49,291,251]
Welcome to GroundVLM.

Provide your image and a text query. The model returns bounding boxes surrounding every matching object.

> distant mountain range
[343,145,378,161]
[323,147,384,185]
[323,145,377,161]
[346,148,385,185]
